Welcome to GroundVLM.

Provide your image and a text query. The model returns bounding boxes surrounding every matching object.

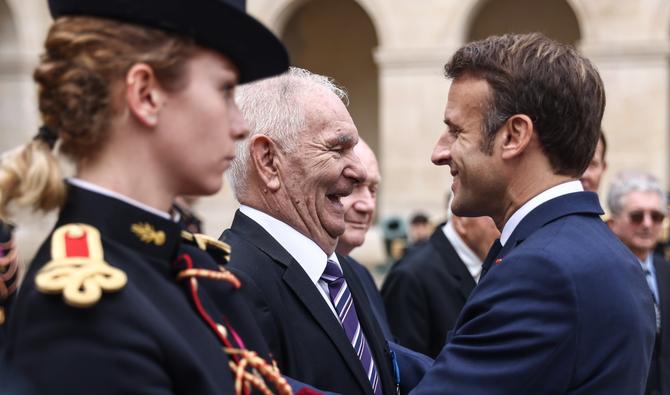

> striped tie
[321,259,382,395]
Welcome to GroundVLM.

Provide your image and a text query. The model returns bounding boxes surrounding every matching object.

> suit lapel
[227,211,374,395]
[501,191,603,257]
[340,255,394,394]
[430,226,476,298]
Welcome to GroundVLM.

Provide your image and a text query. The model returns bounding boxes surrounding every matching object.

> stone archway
[467,0,581,44]
[0,0,22,153]
[280,0,380,155]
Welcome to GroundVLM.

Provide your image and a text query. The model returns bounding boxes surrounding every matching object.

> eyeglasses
[628,210,666,225]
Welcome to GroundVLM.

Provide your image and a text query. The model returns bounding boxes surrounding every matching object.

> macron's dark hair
[445,32,605,177]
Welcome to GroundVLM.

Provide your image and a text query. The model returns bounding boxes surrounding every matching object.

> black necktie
[480,239,503,280]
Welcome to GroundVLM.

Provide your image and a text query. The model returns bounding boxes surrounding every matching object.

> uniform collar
[59,182,182,261]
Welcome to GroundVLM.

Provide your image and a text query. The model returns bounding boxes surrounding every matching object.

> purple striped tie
[321,259,382,395]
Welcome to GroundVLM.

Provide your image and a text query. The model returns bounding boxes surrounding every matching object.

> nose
[352,191,375,214]
[344,151,367,184]
[431,132,453,166]
[230,103,249,141]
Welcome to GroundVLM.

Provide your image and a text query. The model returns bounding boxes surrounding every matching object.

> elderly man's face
[280,86,366,253]
[609,191,665,260]
[337,142,380,255]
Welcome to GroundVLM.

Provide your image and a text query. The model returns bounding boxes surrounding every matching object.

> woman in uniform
[0,1,299,394]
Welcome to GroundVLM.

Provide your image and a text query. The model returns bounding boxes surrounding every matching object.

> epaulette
[35,223,127,308]
[181,231,231,264]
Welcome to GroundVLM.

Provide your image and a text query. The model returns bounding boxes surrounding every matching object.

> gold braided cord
[225,348,293,395]
[176,268,241,289]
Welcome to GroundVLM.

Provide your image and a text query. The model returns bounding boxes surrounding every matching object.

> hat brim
[49,0,289,83]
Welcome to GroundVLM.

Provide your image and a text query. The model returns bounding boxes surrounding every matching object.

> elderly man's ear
[250,135,281,192]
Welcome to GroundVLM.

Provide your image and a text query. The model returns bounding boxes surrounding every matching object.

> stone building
[2,0,669,265]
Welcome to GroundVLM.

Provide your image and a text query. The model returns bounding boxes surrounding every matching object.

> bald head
[336,139,381,255]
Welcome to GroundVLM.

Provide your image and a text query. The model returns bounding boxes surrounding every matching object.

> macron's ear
[125,63,164,128]
[500,114,534,160]
[249,135,281,191]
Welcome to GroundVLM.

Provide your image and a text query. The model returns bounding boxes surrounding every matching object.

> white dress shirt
[239,205,341,317]
[443,221,483,282]
[500,180,583,246]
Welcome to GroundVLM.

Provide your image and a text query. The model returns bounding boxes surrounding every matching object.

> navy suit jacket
[652,253,670,395]
[221,210,396,395]
[412,191,656,395]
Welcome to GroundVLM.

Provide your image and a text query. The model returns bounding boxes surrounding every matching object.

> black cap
[48,0,289,83]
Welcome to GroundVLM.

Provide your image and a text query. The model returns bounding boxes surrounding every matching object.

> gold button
[0,307,5,325]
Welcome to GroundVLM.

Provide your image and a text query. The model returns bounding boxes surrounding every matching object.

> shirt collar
[68,177,172,220]
[640,253,655,274]
[443,222,483,281]
[239,205,339,283]
[500,180,583,246]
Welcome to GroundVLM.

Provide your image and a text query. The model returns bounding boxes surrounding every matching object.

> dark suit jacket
[652,253,670,395]
[348,257,394,340]
[412,192,657,395]
[382,225,476,358]
[348,256,434,393]
[221,210,396,395]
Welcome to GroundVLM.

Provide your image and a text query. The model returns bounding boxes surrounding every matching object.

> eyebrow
[333,134,357,146]
[444,118,463,132]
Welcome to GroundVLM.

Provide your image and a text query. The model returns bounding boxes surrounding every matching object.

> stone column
[581,38,670,191]
[374,45,458,220]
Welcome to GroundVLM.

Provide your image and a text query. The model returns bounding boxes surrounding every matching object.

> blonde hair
[0,16,197,219]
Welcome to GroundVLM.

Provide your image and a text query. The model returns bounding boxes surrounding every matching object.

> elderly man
[222,68,396,395]
[382,204,498,358]
[580,131,608,193]
[412,33,655,394]
[607,171,670,395]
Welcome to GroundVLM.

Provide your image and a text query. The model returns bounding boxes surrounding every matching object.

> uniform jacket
[221,210,396,395]
[412,192,656,395]
[2,185,285,395]
[382,225,476,358]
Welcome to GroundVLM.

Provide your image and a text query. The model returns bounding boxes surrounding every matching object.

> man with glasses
[607,170,670,395]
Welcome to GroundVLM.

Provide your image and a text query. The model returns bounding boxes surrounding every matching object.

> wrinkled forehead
[300,85,357,139]
[622,190,665,211]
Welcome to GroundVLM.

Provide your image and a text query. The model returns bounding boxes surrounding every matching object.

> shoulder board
[181,231,231,264]
[35,223,127,308]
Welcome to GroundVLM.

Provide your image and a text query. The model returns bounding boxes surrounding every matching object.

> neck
[241,191,338,255]
[77,146,174,213]
[495,166,573,230]
[335,243,353,256]
[635,249,650,262]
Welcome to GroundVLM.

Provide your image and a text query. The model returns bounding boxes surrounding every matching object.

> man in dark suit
[334,138,393,340]
[221,68,396,395]
[382,212,498,358]
[607,170,670,395]
[412,33,655,394]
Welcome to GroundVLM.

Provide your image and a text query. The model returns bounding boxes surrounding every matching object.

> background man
[413,33,655,394]
[382,203,498,358]
[222,68,396,395]
[580,131,608,193]
[334,139,393,340]
[607,171,670,395]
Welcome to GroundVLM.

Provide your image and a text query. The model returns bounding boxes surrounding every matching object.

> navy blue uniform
[2,184,290,394]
